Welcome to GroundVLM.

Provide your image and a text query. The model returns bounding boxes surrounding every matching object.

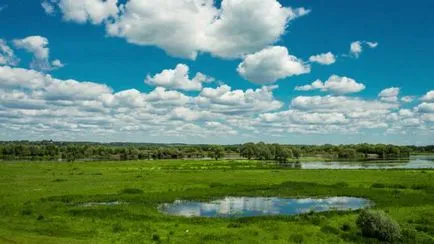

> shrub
[371,183,385,188]
[341,223,351,232]
[151,233,160,242]
[356,210,401,242]
[289,234,304,243]
[112,223,124,233]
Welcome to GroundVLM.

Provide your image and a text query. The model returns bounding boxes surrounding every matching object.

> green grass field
[0,160,433,243]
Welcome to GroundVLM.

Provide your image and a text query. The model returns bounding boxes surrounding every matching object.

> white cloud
[255,94,405,136]
[41,1,56,15]
[145,64,213,91]
[0,66,48,89]
[13,36,63,71]
[196,85,283,114]
[237,46,310,84]
[0,39,19,66]
[350,41,362,58]
[50,0,309,60]
[291,95,397,113]
[0,65,287,141]
[416,103,434,113]
[421,90,434,102]
[295,75,365,94]
[201,0,310,59]
[350,40,378,58]
[366,42,379,48]
[57,0,119,24]
[378,87,400,103]
[51,59,64,68]
[0,65,432,142]
[309,52,336,65]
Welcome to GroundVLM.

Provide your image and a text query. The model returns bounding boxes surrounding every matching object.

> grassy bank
[0,160,433,243]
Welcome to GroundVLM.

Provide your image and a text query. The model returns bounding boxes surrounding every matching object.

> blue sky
[0,0,433,145]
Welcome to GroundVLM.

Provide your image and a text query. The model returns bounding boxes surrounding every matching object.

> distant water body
[290,155,434,169]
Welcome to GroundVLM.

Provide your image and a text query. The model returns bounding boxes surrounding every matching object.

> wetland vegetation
[0,155,433,243]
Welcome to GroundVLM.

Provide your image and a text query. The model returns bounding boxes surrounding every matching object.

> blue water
[159,197,371,217]
[300,155,434,169]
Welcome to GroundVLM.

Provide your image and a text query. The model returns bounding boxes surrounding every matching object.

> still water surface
[160,196,371,217]
[291,155,434,169]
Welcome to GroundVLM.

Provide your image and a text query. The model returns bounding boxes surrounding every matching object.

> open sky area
[0,0,433,144]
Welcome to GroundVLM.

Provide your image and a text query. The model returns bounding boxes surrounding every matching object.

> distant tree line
[0,140,429,162]
[0,141,235,162]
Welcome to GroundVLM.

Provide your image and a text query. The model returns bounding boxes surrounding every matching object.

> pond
[288,155,434,169]
[159,196,371,217]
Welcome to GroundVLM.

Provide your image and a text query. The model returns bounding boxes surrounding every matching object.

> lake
[287,155,434,169]
[159,196,371,217]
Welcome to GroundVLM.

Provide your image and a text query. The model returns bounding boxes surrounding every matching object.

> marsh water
[159,197,371,217]
[286,155,434,169]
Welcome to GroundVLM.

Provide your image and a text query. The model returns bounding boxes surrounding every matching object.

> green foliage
[356,210,402,242]
[209,145,225,160]
[240,143,256,160]
[0,141,422,161]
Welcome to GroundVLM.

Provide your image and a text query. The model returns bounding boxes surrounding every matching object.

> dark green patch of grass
[120,188,144,194]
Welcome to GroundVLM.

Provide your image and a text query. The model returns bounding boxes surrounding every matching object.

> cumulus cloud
[295,75,365,94]
[196,84,283,114]
[237,46,310,84]
[48,0,309,59]
[291,95,397,113]
[0,65,432,141]
[350,40,378,58]
[145,64,214,91]
[421,90,434,102]
[309,52,336,65]
[57,0,119,24]
[0,39,19,66]
[13,36,63,71]
[255,94,409,136]
[416,103,434,113]
[378,87,400,103]
[0,65,286,141]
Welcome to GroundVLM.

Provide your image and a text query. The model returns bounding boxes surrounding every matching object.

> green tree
[240,143,256,160]
[274,144,291,163]
[210,146,225,160]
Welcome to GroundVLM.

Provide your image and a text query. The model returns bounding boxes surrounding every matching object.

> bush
[371,183,385,188]
[289,234,304,243]
[341,223,351,232]
[356,210,401,242]
[112,223,124,233]
[151,233,160,242]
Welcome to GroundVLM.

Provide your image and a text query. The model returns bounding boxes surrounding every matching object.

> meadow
[0,159,433,243]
